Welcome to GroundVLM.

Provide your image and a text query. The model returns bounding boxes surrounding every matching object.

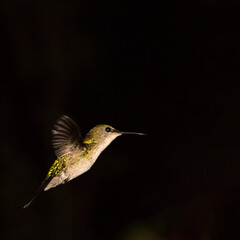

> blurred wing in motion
[52,115,82,158]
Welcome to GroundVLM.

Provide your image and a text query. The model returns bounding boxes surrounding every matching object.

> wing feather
[52,115,82,158]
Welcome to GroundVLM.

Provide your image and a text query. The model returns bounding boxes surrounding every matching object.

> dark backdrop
[1,1,240,240]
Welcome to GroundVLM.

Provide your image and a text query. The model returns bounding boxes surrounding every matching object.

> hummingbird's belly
[67,157,96,181]
[44,160,93,191]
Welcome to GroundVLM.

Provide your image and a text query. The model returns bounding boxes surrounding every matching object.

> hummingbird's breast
[67,135,119,181]
[66,146,101,181]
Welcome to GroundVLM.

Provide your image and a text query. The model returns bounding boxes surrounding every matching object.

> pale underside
[44,132,119,191]
[44,148,98,191]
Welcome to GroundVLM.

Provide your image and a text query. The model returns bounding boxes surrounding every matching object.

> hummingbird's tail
[23,177,51,208]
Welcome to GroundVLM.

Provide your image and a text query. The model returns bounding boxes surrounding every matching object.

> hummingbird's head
[84,125,121,148]
[83,124,145,151]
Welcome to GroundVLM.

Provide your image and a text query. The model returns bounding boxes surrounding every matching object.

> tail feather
[23,177,51,208]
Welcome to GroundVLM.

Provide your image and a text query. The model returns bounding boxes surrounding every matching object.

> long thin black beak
[120,131,146,136]
[113,129,146,135]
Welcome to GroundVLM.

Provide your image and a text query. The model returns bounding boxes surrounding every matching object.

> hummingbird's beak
[113,129,146,136]
[120,131,146,136]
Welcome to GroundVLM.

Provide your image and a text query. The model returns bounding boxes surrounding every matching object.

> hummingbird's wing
[52,115,82,158]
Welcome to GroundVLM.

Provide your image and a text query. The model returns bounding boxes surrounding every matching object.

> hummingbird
[23,115,145,208]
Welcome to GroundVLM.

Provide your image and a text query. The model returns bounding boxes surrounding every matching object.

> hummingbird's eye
[105,127,111,132]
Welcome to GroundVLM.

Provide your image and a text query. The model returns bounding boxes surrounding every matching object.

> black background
[1,1,240,240]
